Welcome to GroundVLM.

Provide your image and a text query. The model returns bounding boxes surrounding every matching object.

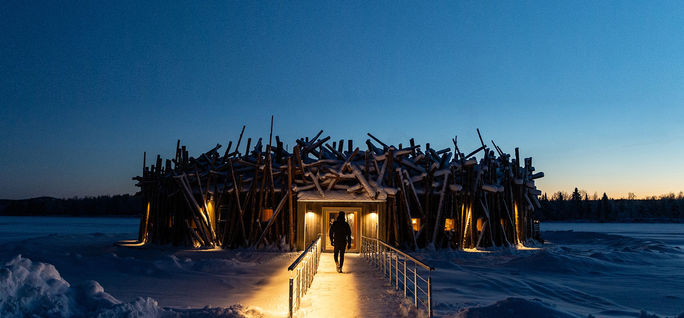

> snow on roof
[297,190,385,202]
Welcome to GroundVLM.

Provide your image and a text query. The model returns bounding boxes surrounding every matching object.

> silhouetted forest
[2,189,682,221]
[0,195,141,216]
[537,188,684,222]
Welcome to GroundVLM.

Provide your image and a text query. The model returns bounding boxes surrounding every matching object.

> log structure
[133,125,544,250]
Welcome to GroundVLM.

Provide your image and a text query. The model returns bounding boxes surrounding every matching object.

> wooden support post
[287,157,295,249]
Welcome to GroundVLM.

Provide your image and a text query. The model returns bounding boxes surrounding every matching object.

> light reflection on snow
[189,247,224,252]
[515,244,542,251]
[114,239,146,247]
[462,248,493,253]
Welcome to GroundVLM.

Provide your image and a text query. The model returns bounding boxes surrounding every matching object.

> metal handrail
[362,236,434,270]
[288,234,321,318]
[361,235,434,317]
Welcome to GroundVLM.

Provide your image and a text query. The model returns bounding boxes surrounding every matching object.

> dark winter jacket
[329,218,351,248]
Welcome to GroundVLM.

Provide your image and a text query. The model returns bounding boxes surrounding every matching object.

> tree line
[537,188,684,221]
[2,189,682,221]
[0,194,142,216]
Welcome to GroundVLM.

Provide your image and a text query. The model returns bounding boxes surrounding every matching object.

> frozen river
[542,222,684,249]
[0,216,139,243]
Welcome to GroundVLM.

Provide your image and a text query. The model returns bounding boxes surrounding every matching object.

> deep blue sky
[2,1,683,199]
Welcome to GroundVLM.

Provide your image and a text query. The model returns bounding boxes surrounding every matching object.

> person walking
[329,211,351,273]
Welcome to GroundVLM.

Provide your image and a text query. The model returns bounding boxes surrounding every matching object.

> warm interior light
[514,202,520,244]
[143,202,151,241]
[476,217,485,232]
[444,218,455,231]
[411,218,420,231]
[370,212,377,220]
[261,208,273,222]
[206,201,215,229]
[306,211,314,217]
[462,204,472,247]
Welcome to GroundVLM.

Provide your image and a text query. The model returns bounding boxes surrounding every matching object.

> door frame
[322,206,360,252]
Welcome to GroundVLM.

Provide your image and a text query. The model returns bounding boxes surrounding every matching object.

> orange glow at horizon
[536,174,684,200]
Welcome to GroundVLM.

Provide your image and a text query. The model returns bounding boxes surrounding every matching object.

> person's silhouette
[329,211,351,273]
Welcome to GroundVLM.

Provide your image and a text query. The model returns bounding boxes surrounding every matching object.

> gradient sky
[2,1,684,200]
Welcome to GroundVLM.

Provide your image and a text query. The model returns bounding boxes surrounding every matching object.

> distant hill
[0,195,142,216]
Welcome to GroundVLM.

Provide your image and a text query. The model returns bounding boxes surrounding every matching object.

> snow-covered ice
[416,224,684,317]
[1,217,683,317]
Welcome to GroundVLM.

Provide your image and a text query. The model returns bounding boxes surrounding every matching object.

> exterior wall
[296,200,385,252]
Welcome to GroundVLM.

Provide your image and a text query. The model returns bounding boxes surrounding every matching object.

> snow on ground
[414,225,684,318]
[1,217,684,317]
[0,254,259,317]
[0,217,299,317]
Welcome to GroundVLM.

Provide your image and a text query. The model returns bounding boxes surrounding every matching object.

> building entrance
[323,208,359,251]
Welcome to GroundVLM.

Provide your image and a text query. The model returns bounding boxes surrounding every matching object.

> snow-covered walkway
[295,252,410,318]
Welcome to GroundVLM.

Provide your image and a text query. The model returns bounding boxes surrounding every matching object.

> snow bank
[414,228,684,318]
[0,255,261,318]
[452,297,574,318]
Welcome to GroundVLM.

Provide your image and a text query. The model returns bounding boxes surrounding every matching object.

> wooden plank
[227,159,248,246]
[367,133,388,149]
[255,189,290,247]
[287,157,295,249]
[430,171,451,245]
[305,169,325,198]
[351,164,375,198]
[397,168,418,249]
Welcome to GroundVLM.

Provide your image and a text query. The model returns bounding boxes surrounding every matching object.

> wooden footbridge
[287,235,434,318]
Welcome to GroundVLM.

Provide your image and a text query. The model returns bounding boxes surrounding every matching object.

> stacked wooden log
[133,125,544,250]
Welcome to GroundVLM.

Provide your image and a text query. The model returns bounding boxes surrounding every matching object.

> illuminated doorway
[323,207,359,252]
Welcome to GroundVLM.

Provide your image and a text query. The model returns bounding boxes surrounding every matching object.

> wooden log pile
[133,124,544,250]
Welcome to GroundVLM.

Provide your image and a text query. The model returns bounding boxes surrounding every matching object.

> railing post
[385,250,389,278]
[381,248,384,275]
[288,277,293,318]
[414,263,418,308]
[403,259,407,297]
[395,253,399,290]
[376,238,380,266]
[298,268,302,309]
[308,258,312,288]
[428,273,433,318]
[377,242,380,267]
[309,258,312,288]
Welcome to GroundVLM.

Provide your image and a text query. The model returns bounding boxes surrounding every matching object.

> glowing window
[411,218,421,231]
[261,208,273,221]
[477,217,485,232]
[444,218,455,231]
